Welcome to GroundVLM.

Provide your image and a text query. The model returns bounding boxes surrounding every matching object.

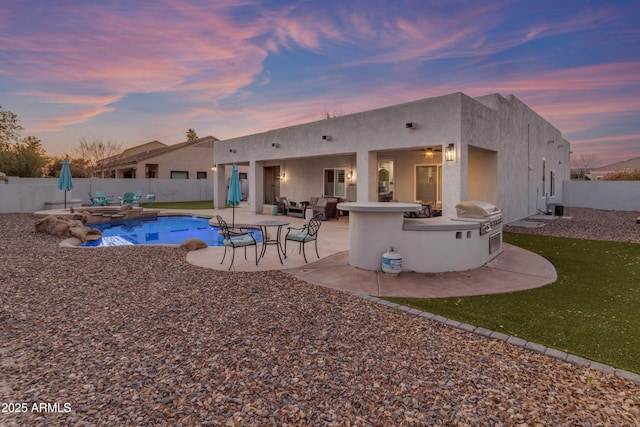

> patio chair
[405,200,434,218]
[95,190,115,204]
[216,215,258,270]
[310,197,338,220]
[119,192,135,206]
[276,196,305,218]
[284,213,323,263]
[87,192,108,207]
[133,190,142,205]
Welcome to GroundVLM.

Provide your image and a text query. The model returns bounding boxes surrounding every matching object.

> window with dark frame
[171,171,189,179]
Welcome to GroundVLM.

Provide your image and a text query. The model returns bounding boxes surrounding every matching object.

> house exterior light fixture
[211,165,217,172]
[445,144,455,162]
[425,148,434,159]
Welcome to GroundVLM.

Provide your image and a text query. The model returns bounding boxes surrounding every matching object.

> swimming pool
[82,216,263,247]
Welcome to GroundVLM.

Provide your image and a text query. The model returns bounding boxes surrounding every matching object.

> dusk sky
[1,0,639,166]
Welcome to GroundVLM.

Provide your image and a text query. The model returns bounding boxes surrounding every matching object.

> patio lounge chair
[88,192,108,207]
[119,192,135,206]
[284,213,323,263]
[216,215,258,270]
[133,190,142,205]
[95,190,115,204]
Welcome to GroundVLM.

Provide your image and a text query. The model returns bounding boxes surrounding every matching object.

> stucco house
[98,136,218,179]
[588,156,640,180]
[212,92,571,224]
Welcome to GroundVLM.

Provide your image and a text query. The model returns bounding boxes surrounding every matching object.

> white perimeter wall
[563,181,640,211]
[0,177,214,213]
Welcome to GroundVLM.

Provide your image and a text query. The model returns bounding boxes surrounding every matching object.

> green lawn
[140,201,214,209]
[386,233,640,373]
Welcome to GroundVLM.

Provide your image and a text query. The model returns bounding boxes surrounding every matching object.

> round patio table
[255,219,290,264]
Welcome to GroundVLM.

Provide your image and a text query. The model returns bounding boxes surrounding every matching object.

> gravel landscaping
[1,209,639,425]
[504,207,640,243]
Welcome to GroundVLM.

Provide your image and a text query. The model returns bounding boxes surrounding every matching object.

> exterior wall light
[425,148,434,159]
[211,165,217,172]
[280,172,286,181]
[445,144,455,162]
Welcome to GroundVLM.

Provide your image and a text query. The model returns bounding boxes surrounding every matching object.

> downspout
[527,124,530,215]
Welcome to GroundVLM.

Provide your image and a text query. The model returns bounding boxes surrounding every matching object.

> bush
[601,168,640,180]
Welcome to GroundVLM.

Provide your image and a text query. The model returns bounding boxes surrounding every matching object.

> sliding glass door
[415,165,441,202]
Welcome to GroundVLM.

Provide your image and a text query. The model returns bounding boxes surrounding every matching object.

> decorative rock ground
[1,209,638,425]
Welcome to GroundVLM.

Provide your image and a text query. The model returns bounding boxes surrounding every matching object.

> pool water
[82,216,263,247]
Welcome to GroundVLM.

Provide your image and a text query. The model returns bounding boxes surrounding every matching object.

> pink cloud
[38,106,117,132]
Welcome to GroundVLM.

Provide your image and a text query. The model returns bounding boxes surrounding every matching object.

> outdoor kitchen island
[337,201,503,274]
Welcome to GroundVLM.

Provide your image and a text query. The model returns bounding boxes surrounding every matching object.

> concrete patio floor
[38,203,557,298]
[184,204,557,298]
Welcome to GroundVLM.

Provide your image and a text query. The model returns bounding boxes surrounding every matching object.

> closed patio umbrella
[57,159,73,209]
[227,164,242,227]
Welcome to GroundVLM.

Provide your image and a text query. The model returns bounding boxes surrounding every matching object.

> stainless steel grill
[455,200,504,237]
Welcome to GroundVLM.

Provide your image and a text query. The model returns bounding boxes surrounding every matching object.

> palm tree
[186,128,198,140]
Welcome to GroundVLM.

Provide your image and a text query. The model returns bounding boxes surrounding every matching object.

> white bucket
[382,247,402,276]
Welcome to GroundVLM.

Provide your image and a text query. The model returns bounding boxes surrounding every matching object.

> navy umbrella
[227,164,242,227]
[57,159,74,209]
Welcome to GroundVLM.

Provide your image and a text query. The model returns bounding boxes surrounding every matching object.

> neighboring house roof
[588,156,640,180]
[591,156,640,172]
[99,136,218,169]
[120,140,167,157]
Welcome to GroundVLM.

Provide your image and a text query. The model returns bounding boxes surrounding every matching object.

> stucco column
[213,165,226,209]
[441,143,466,217]
[356,151,377,202]
[249,160,264,214]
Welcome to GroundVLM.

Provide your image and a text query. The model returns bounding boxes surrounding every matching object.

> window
[550,171,556,197]
[171,171,189,179]
[239,172,247,180]
[323,168,346,197]
[197,171,207,179]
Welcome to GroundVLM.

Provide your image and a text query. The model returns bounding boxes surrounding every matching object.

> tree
[0,105,23,150]
[571,153,601,179]
[45,157,92,178]
[186,128,199,140]
[75,136,123,177]
[0,107,47,176]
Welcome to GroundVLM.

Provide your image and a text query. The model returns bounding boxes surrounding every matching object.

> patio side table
[255,219,290,265]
